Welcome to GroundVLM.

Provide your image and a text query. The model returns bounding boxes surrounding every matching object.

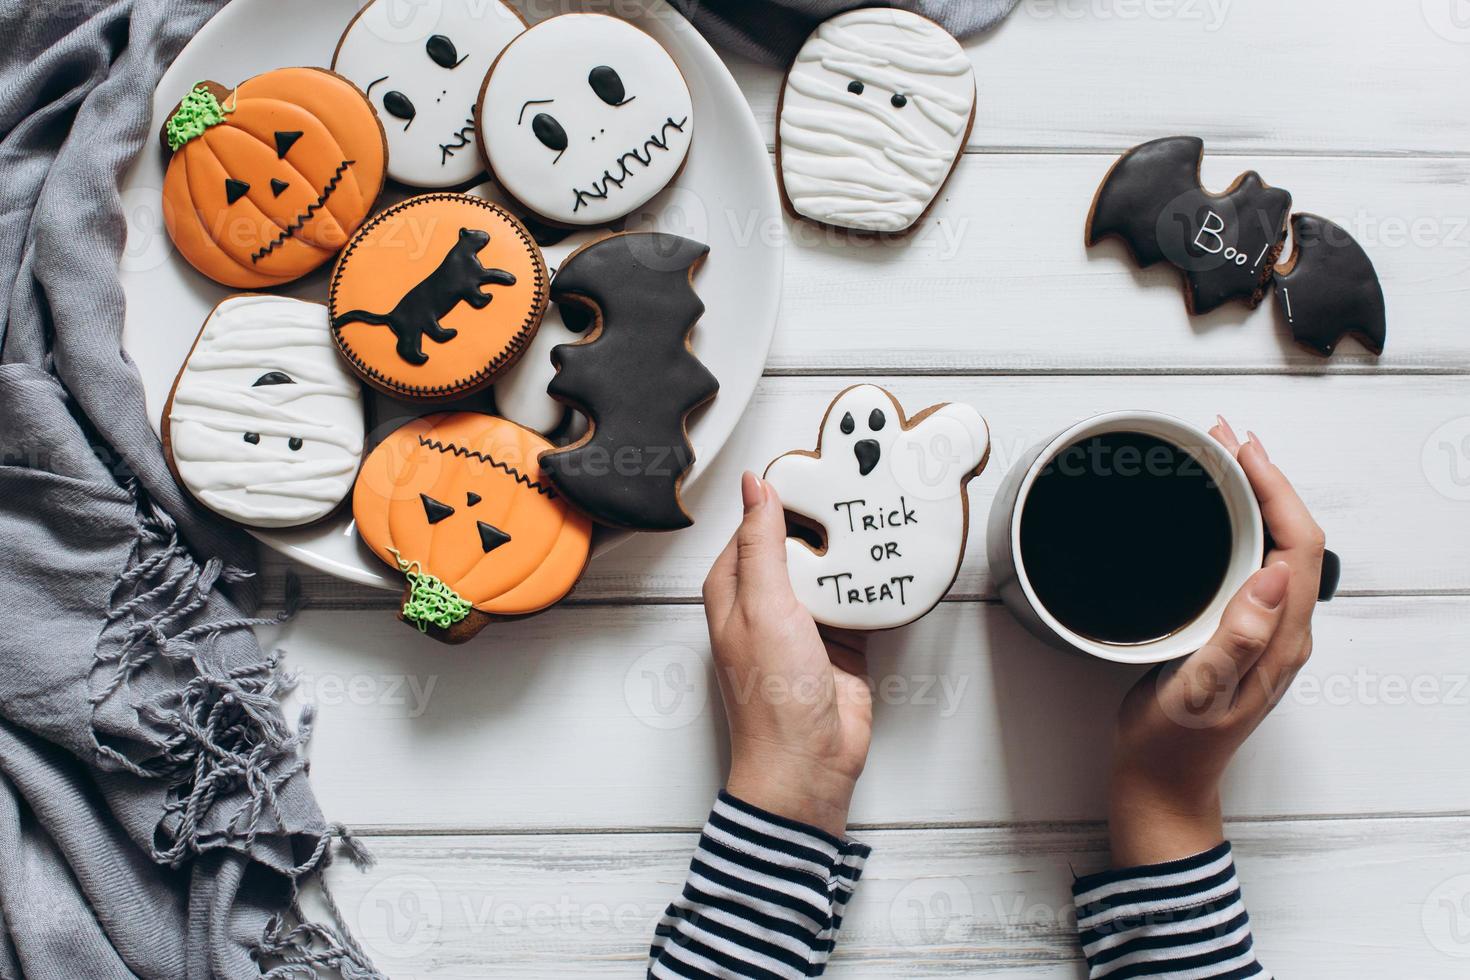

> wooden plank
[320,816,1470,977]
[725,0,1470,156]
[272,596,1469,832]
[765,154,1470,375]
[264,374,1470,606]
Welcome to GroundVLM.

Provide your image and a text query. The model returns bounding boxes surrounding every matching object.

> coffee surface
[1019,432,1233,645]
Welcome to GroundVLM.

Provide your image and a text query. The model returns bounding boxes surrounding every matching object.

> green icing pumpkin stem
[165,84,232,151]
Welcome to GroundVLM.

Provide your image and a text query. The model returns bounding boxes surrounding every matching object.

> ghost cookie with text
[764,385,990,631]
[1086,136,1292,315]
[332,0,525,187]
[160,69,386,287]
[475,14,693,226]
[539,232,717,531]
[163,295,365,529]
[330,193,548,400]
[777,8,975,234]
[354,413,593,643]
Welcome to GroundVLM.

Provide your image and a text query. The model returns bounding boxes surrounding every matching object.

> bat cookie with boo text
[1272,213,1387,357]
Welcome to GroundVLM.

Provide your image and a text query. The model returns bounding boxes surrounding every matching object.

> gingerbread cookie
[538,232,716,530]
[764,385,989,631]
[1086,136,1292,315]
[353,413,592,643]
[160,69,386,288]
[329,193,547,401]
[332,0,525,188]
[162,295,365,528]
[778,8,975,234]
[475,14,693,227]
[1273,213,1387,357]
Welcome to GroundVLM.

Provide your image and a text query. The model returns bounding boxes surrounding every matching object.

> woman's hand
[1108,418,1327,866]
[702,471,873,838]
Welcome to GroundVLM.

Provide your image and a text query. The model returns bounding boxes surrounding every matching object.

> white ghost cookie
[778,8,975,234]
[475,14,694,226]
[333,0,525,187]
[164,295,366,529]
[764,385,989,630]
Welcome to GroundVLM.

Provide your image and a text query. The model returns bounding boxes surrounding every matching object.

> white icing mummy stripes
[168,295,365,528]
[779,9,975,233]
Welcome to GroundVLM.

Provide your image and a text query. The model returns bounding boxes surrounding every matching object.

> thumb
[735,471,794,605]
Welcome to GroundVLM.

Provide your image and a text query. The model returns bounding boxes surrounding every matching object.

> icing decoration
[329,193,547,402]
[353,413,592,643]
[332,0,525,188]
[489,223,600,435]
[160,68,386,288]
[476,14,694,226]
[539,232,717,531]
[777,8,975,234]
[164,84,232,150]
[1086,136,1293,315]
[163,295,365,529]
[1273,213,1387,357]
[763,385,989,631]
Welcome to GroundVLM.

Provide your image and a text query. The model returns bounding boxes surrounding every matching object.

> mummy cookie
[329,193,548,401]
[490,226,599,435]
[354,413,592,643]
[539,233,717,531]
[332,0,525,188]
[162,295,365,528]
[475,14,694,226]
[1273,213,1387,357]
[777,9,975,234]
[764,385,989,631]
[160,69,386,288]
[1086,136,1292,315]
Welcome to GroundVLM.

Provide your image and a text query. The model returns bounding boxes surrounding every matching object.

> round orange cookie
[160,68,387,288]
[329,194,548,401]
[353,412,592,642]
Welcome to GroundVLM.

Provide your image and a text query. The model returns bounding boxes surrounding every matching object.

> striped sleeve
[648,791,871,979]
[1072,841,1271,980]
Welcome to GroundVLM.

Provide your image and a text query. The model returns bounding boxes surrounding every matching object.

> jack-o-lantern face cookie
[353,412,593,642]
[476,14,693,226]
[764,385,990,631]
[332,0,525,188]
[329,193,548,401]
[160,69,387,288]
[778,9,975,234]
[163,295,365,529]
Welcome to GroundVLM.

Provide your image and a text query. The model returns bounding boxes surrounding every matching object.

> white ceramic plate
[120,0,781,589]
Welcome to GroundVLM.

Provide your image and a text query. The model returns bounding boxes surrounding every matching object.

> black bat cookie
[1273,213,1387,357]
[1087,136,1293,315]
[539,232,718,531]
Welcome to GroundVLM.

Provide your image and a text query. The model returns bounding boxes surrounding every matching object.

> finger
[734,471,795,606]
[702,532,738,626]
[1183,562,1291,703]
[1210,415,1243,455]
[1237,438,1325,640]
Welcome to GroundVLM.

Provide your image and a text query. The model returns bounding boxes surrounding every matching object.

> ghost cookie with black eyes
[777,9,976,235]
[332,0,525,188]
[475,14,694,227]
[162,295,365,529]
[763,385,990,631]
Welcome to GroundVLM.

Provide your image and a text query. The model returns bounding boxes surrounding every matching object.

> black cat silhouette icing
[332,227,517,365]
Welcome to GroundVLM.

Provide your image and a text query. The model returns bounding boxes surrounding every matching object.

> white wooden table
[264,2,1470,974]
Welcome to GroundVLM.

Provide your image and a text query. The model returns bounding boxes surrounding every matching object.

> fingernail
[1247,431,1269,461]
[741,471,763,512]
[1215,415,1237,439]
[1250,561,1290,610]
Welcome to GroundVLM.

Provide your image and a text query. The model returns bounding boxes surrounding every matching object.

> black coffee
[1019,431,1232,645]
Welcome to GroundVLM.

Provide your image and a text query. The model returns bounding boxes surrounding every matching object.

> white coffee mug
[986,411,1265,665]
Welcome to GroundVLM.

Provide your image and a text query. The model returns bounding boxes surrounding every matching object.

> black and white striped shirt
[651,796,1266,978]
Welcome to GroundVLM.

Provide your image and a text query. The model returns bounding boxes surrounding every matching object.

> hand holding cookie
[703,472,872,838]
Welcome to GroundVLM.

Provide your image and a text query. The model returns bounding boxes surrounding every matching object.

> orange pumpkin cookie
[353,412,592,643]
[160,69,387,288]
[330,194,548,401]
